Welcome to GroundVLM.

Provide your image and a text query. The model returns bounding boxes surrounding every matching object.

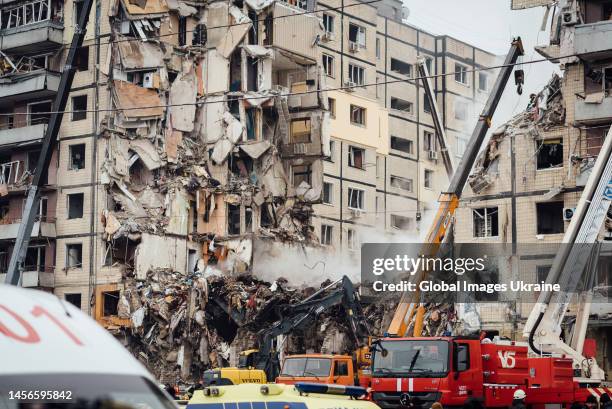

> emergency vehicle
[0,285,178,409]
[186,383,378,409]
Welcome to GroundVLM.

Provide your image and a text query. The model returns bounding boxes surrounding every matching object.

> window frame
[454,63,468,85]
[348,145,365,170]
[322,53,335,78]
[350,104,366,126]
[424,169,434,189]
[347,187,364,210]
[348,63,365,86]
[322,181,333,205]
[321,224,333,246]
[323,13,334,33]
[71,95,88,122]
[348,23,366,48]
[472,207,499,238]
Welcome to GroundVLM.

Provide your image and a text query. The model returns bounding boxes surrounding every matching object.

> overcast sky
[404,0,559,127]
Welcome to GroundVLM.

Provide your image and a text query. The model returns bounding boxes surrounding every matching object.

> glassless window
[391,214,413,230]
[348,23,366,47]
[348,188,364,209]
[390,58,412,77]
[473,207,499,237]
[391,136,413,154]
[323,13,334,32]
[350,105,366,125]
[348,146,365,169]
[322,54,334,77]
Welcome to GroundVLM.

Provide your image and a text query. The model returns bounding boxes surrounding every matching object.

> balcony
[575,20,612,61]
[0,0,64,54]
[0,269,54,287]
[575,96,612,125]
[0,122,46,148]
[0,217,56,240]
[0,70,60,104]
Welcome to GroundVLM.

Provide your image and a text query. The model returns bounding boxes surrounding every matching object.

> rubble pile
[117,271,381,382]
[469,74,565,194]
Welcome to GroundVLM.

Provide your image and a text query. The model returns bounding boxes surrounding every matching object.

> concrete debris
[468,74,565,194]
[98,0,331,363]
[119,272,382,383]
[113,80,164,119]
[117,37,165,69]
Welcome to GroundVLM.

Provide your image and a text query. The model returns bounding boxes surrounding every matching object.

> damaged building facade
[454,0,612,377]
[0,0,330,313]
[312,0,498,249]
[0,0,498,381]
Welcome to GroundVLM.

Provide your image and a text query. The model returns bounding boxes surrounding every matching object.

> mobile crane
[524,124,612,383]
[203,275,370,386]
[364,36,612,408]
[387,37,525,338]
[4,0,94,286]
[364,126,612,409]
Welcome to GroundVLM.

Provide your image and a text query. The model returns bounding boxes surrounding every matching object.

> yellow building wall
[328,90,389,155]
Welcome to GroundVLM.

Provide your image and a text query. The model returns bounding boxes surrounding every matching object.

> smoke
[251,204,440,286]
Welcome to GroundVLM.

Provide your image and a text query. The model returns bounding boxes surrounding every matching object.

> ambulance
[186,383,380,409]
[0,284,178,409]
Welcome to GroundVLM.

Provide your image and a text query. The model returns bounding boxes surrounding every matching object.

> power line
[0,50,580,117]
[7,0,382,56]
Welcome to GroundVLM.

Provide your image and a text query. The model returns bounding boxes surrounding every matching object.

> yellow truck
[186,383,378,409]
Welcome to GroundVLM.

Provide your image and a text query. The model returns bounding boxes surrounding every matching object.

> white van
[0,284,178,409]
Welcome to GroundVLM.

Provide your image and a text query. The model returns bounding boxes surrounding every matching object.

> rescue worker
[600,393,612,409]
[586,395,599,409]
[165,383,177,399]
[431,402,443,409]
[571,401,585,409]
[511,390,527,409]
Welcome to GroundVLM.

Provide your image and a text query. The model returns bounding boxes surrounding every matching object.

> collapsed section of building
[98,0,330,282]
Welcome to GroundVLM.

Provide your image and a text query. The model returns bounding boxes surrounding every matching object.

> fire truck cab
[366,336,579,409]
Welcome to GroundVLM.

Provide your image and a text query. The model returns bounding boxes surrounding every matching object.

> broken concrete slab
[169,71,198,132]
[211,138,233,164]
[217,23,251,59]
[129,139,162,170]
[239,141,271,159]
[113,80,164,119]
[117,37,165,69]
[121,0,168,17]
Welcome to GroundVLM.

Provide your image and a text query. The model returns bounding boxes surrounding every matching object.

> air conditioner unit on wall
[561,5,579,26]
[350,208,363,218]
[344,80,356,91]
[428,150,438,160]
[349,42,360,52]
[563,207,575,221]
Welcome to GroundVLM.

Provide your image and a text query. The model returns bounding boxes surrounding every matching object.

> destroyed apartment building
[453,0,612,377]
[100,0,330,282]
[0,0,333,370]
[0,0,330,297]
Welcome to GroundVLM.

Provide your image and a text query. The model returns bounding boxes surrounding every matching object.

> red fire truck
[362,334,608,409]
